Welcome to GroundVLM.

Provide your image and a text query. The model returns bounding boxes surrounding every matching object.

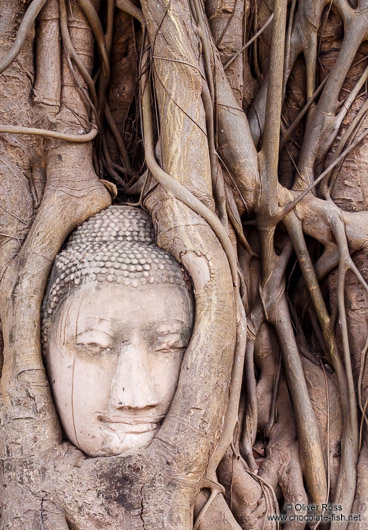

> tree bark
[1,0,368,528]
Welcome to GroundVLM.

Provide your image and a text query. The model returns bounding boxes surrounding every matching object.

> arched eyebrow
[142,320,192,344]
[75,315,117,338]
[155,319,188,334]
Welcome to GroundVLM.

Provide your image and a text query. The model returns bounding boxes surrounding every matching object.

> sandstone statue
[42,206,193,458]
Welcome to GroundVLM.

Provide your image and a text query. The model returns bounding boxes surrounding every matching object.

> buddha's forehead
[42,207,195,348]
[57,282,193,335]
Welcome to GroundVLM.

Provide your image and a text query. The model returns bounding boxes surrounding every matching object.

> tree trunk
[1,0,368,528]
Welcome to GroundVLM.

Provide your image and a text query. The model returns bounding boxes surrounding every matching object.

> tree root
[0,0,49,74]
[0,123,98,142]
[140,54,238,286]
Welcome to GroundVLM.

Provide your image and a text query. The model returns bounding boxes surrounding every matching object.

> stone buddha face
[43,207,193,457]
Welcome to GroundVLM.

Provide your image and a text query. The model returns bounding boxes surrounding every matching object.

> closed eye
[151,346,185,358]
[76,342,113,356]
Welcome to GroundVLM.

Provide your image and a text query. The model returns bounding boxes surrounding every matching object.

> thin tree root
[194,478,225,530]
[0,0,48,74]
[0,124,97,142]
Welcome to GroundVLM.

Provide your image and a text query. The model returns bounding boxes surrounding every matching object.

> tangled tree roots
[1,0,368,528]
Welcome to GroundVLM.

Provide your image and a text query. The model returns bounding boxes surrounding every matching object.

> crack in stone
[140,484,146,529]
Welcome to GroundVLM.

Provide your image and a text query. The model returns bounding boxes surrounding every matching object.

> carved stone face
[46,282,193,457]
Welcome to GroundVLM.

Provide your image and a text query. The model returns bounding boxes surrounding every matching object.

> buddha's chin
[79,427,158,458]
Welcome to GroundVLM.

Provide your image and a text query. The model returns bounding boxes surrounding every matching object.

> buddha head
[42,206,193,457]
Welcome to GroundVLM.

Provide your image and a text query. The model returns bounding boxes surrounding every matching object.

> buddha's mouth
[97,414,162,433]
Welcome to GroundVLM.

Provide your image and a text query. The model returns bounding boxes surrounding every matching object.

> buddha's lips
[96,414,162,432]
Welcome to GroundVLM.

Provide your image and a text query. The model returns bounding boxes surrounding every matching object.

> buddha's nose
[109,341,160,410]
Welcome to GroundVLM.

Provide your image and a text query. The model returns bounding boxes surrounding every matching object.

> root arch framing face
[0,0,368,528]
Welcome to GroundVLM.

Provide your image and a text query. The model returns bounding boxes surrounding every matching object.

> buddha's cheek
[47,344,117,454]
[149,352,183,415]
[71,354,118,453]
